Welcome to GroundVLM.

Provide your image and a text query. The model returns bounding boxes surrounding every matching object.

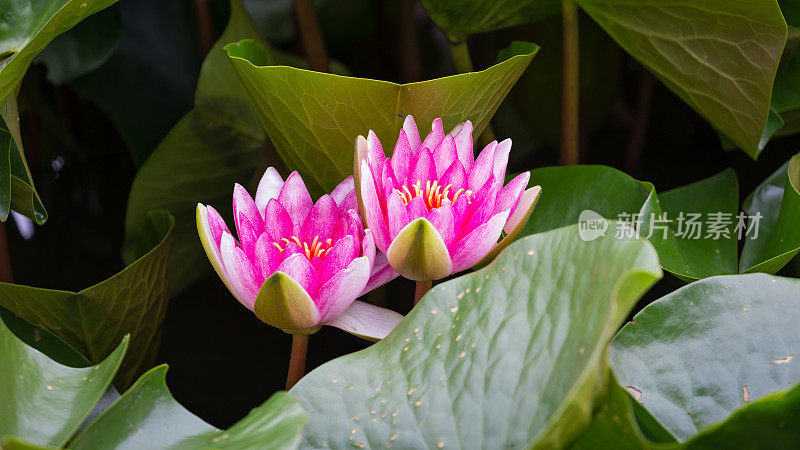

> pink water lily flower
[355,116,541,281]
[197,168,401,339]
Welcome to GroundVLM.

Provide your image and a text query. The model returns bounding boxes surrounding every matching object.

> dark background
[7,0,800,427]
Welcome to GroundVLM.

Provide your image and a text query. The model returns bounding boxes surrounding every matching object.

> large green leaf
[740,154,800,273]
[123,0,314,295]
[609,274,800,441]
[0,0,117,105]
[0,318,128,448]
[291,225,661,449]
[36,5,122,84]
[523,165,738,280]
[419,0,560,42]
[0,210,173,389]
[70,365,306,450]
[225,40,539,193]
[576,0,787,158]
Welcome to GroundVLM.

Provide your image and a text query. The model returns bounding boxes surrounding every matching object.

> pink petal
[265,199,293,242]
[316,256,371,322]
[220,233,260,309]
[361,251,398,296]
[433,134,458,178]
[468,141,497,192]
[451,209,510,273]
[441,160,466,190]
[495,172,530,216]
[386,191,410,240]
[331,175,355,206]
[255,167,284,217]
[324,300,404,341]
[420,118,444,156]
[206,205,231,248]
[254,233,280,281]
[233,183,263,235]
[392,129,414,184]
[278,171,313,234]
[360,228,376,267]
[197,204,230,289]
[337,190,358,216]
[461,177,500,236]
[277,253,321,298]
[359,160,391,251]
[319,235,357,282]
[367,130,386,184]
[406,196,428,222]
[493,139,512,182]
[505,186,541,234]
[301,195,337,242]
[282,241,303,260]
[409,147,436,185]
[237,212,261,262]
[403,115,421,152]
[453,120,474,169]
[427,203,455,248]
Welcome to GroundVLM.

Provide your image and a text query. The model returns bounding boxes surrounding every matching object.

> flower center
[395,180,473,209]
[272,235,333,260]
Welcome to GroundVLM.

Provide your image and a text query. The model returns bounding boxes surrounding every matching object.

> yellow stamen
[394,180,473,209]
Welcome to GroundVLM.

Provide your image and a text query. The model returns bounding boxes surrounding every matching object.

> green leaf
[0,318,128,448]
[291,224,662,449]
[740,154,800,273]
[0,210,174,389]
[0,0,117,105]
[0,0,112,221]
[35,5,122,84]
[645,168,739,280]
[609,273,800,441]
[523,165,738,280]
[123,0,312,294]
[0,306,90,367]
[1,95,47,224]
[419,0,560,42]
[225,39,539,193]
[575,0,787,158]
[70,365,307,450]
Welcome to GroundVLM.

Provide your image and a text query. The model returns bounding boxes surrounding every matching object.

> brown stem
[0,222,12,283]
[625,69,654,175]
[560,0,580,165]
[398,0,421,82]
[192,0,215,57]
[286,334,309,390]
[294,0,330,72]
[414,280,432,306]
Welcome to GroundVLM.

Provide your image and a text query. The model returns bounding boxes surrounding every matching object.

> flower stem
[449,41,496,146]
[398,0,421,82]
[192,0,215,57]
[414,280,433,306]
[286,334,309,390]
[294,0,330,72]
[560,0,580,165]
[0,222,12,283]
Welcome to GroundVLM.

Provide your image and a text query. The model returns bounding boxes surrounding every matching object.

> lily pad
[291,224,661,448]
[609,274,800,441]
